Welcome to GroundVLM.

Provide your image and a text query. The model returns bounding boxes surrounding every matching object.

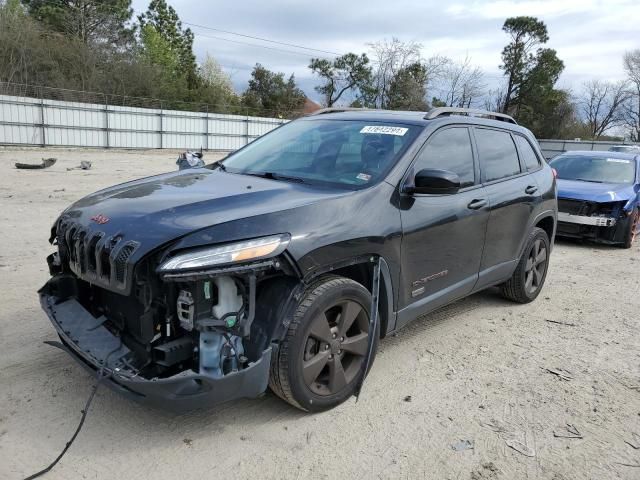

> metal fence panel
[0,88,288,150]
[538,139,640,159]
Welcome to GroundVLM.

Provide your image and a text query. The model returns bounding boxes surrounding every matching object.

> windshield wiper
[242,171,307,184]
[574,178,604,183]
[214,162,227,172]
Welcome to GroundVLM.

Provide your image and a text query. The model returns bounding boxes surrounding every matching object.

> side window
[514,135,541,171]
[475,128,521,182]
[414,127,475,187]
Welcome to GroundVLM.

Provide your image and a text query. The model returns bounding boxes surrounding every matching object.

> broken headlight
[158,234,290,272]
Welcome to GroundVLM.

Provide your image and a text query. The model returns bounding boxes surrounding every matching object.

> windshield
[220,119,422,188]
[550,154,637,184]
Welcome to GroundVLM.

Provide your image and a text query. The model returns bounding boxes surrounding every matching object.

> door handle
[525,185,538,194]
[467,198,487,210]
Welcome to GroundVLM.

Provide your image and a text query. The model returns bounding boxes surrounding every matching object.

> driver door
[397,126,489,328]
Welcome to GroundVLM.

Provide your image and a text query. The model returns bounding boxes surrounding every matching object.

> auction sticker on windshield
[360,126,408,136]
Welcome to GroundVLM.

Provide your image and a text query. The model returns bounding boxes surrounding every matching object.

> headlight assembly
[158,234,290,271]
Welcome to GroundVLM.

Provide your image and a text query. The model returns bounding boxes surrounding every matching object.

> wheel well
[535,215,555,242]
[329,262,390,338]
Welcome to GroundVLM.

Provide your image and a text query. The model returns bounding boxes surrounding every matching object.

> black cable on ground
[23,372,107,480]
[23,341,122,480]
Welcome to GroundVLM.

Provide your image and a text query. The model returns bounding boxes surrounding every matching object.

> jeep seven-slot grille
[56,219,139,292]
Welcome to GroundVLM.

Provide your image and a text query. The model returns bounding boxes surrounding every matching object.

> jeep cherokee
[39,107,557,412]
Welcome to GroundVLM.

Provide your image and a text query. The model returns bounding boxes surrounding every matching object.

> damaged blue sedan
[551,151,640,248]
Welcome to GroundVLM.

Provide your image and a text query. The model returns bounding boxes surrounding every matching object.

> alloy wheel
[524,238,547,295]
[302,300,369,396]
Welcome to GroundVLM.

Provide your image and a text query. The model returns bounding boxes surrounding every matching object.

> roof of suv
[302,107,530,134]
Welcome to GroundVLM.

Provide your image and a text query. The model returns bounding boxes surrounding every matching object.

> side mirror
[406,168,461,195]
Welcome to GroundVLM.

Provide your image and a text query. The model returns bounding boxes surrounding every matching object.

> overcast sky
[131,0,639,101]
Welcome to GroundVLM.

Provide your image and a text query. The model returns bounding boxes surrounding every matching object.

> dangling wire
[24,340,123,480]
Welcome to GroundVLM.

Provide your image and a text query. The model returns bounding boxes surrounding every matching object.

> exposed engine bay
[39,218,303,409]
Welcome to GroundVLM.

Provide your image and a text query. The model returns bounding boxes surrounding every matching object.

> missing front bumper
[39,291,271,411]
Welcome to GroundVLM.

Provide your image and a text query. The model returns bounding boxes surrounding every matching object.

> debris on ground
[545,319,577,327]
[451,439,474,451]
[15,158,57,169]
[403,395,412,402]
[470,462,500,480]
[544,367,574,381]
[183,438,193,447]
[553,424,583,439]
[176,151,204,170]
[67,161,92,171]
[624,433,640,449]
[505,438,536,457]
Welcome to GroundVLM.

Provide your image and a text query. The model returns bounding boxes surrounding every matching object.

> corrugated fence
[0,91,287,150]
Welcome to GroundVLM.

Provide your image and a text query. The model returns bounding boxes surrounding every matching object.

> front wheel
[269,276,378,412]
[501,227,550,303]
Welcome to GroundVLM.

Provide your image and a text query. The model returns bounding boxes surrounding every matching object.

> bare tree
[440,56,486,108]
[367,38,422,108]
[579,79,630,139]
[623,49,640,141]
[483,87,507,112]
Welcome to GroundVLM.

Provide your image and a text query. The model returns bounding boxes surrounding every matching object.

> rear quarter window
[514,135,541,171]
[475,128,521,182]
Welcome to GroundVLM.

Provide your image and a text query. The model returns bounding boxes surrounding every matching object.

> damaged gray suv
[40,107,557,412]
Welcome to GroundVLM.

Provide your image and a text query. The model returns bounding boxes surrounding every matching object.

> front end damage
[556,198,635,244]
[39,221,303,411]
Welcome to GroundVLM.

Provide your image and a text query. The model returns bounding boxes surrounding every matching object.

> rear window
[550,155,636,184]
[220,119,421,188]
[475,128,521,182]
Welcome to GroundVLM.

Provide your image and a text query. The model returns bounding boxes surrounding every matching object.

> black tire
[501,227,550,303]
[269,276,379,412]
[622,208,639,249]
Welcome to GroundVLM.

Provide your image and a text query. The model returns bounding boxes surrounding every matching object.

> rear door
[473,127,539,288]
[397,126,489,327]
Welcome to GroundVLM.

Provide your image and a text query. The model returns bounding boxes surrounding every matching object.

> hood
[58,168,352,256]
[557,179,637,203]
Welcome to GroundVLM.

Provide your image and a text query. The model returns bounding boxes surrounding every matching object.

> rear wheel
[622,208,639,249]
[501,227,550,303]
[269,276,378,412]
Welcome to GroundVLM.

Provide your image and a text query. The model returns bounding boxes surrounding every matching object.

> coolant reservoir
[212,276,243,323]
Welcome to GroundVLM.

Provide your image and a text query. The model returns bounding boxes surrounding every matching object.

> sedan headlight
[158,234,290,271]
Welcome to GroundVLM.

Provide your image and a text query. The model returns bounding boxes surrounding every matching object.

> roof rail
[425,107,517,125]
[307,107,371,116]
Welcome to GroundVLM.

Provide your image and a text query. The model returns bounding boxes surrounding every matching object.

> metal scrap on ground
[67,161,92,171]
[14,158,57,169]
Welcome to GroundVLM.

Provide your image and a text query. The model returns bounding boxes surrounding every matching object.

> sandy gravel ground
[0,148,639,480]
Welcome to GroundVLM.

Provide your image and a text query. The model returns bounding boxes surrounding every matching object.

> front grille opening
[115,243,137,284]
[77,231,87,273]
[100,248,111,280]
[67,226,78,262]
[87,234,101,272]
